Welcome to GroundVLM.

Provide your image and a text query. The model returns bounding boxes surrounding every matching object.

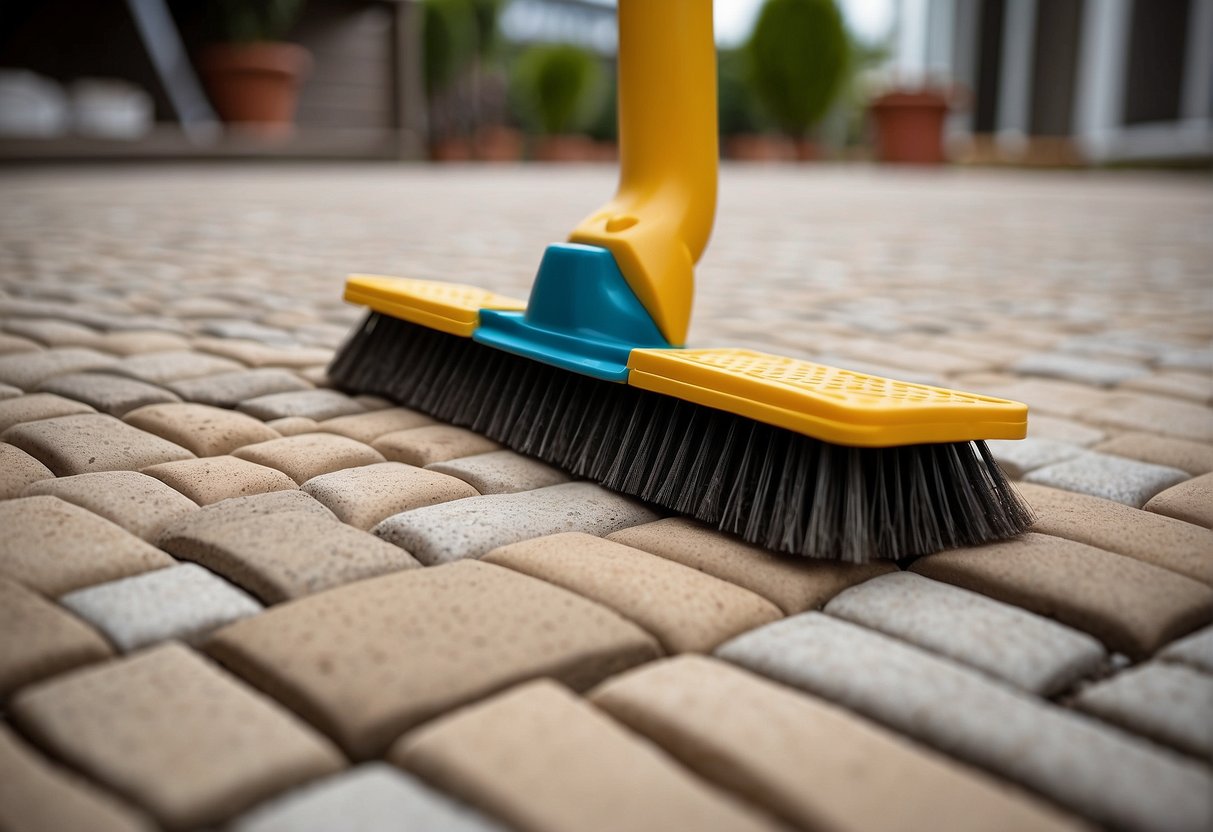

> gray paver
[37,372,180,416]
[1159,625,1213,674]
[1025,452,1189,507]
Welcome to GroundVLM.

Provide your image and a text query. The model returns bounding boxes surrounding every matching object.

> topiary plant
[745,0,849,138]
[510,44,606,135]
[423,0,476,98]
[213,0,306,42]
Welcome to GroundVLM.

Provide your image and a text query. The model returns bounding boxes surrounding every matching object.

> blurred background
[0,0,1209,168]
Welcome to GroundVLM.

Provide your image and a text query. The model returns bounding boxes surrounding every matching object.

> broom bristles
[329,312,1033,562]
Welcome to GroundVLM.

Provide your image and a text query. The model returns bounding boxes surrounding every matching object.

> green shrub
[213,0,306,42]
[745,0,849,137]
[510,44,606,135]
[423,0,476,98]
[717,48,765,136]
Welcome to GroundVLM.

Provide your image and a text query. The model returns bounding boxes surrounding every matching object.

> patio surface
[1,163,1211,832]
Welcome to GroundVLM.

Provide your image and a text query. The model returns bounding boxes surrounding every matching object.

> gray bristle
[329,313,1034,563]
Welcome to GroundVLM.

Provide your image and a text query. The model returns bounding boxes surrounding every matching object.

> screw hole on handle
[605,215,638,232]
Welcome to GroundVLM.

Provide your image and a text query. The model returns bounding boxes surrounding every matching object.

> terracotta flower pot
[430,136,473,162]
[534,134,597,162]
[869,90,949,165]
[473,126,524,162]
[724,134,795,162]
[198,42,311,138]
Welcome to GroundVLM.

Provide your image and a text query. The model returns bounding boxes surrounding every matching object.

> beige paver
[265,416,321,435]
[373,425,503,467]
[0,496,174,595]
[592,656,1084,832]
[38,372,180,416]
[316,407,434,443]
[0,347,116,390]
[205,561,660,758]
[193,337,333,368]
[142,455,298,505]
[1025,413,1106,445]
[1144,472,1213,528]
[88,331,192,356]
[987,438,1084,479]
[1121,370,1213,404]
[10,643,345,830]
[428,449,570,494]
[390,680,775,832]
[0,441,53,498]
[0,391,94,431]
[166,367,312,407]
[238,389,365,421]
[232,433,385,484]
[607,517,896,614]
[1084,392,1213,443]
[0,576,112,699]
[0,332,40,354]
[124,402,279,456]
[301,461,478,530]
[1093,432,1213,476]
[24,471,198,541]
[106,350,243,384]
[911,532,1213,657]
[485,532,783,653]
[2,413,194,475]
[1159,625,1213,674]
[3,318,99,347]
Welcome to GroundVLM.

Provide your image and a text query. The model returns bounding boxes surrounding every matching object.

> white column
[995,0,1037,154]
[896,0,930,86]
[1182,0,1213,121]
[924,0,955,81]
[949,0,979,135]
[1072,0,1131,162]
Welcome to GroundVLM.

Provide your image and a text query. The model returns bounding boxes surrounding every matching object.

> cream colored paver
[0,576,112,699]
[1013,352,1146,387]
[106,350,243,384]
[301,462,478,530]
[0,347,116,390]
[485,532,782,653]
[205,561,660,758]
[1018,483,1213,584]
[3,318,99,347]
[1145,472,1213,528]
[87,331,192,356]
[124,402,279,456]
[316,407,434,443]
[607,517,895,614]
[428,449,570,494]
[592,656,1084,832]
[61,563,262,652]
[911,533,1213,657]
[373,482,659,564]
[2,413,194,475]
[193,337,333,368]
[1025,414,1105,445]
[24,471,198,541]
[238,389,365,421]
[825,572,1105,694]
[0,381,22,397]
[1024,452,1188,507]
[1121,370,1213,404]
[1093,432,1213,476]
[38,372,180,416]
[10,643,345,831]
[390,680,775,832]
[266,416,321,434]
[0,496,174,595]
[0,725,154,832]
[230,764,505,832]
[986,438,1085,478]
[0,332,40,354]
[142,455,298,505]
[0,391,94,431]
[1073,662,1213,759]
[372,425,503,467]
[1159,625,1213,674]
[1084,392,1213,443]
[957,376,1115,419]
[717,613,1212,832]
[232,433,385,484]
[167,367,312,407]
[0,441,53,498]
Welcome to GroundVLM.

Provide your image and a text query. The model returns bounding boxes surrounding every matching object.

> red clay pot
[724,134,795,162]
[869,90,949,164]
[199,42,311,137]
[534,134,597,162]
[473,126,524,162]
[430,136,474,161]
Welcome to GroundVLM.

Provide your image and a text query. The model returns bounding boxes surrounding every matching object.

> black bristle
[329,313,1034,563]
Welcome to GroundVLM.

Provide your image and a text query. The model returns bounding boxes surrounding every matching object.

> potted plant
[744,0,849,160]
[510,44,606,162]
[868,87,950,164]
[718,47,789,161]
[424,0,476,160]
[198,0,311,138]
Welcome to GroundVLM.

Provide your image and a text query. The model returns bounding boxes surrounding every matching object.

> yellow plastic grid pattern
[344,275,526,337]
[627,348,1028,447]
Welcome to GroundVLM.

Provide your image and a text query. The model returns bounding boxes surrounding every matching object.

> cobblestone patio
[1,163,1211,831]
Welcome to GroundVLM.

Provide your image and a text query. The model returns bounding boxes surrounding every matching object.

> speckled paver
[239,389,365,421]
[167,367,312,407]
[0,347,116,390]
[1145,472,1213,528]
[141,456,298,505]
[372,425,503,467]
[428,449,570,494]
[106,350,242,385]
[1093,432,1213,475]
[124,402,279,457]
[301,462,479,529]
[0,392,94,431]
[316,407,434,443]
[37,372,179,416]
[0,442,53,498]
[2,413,195,475]
[23,471,198,541]
[1159,625,1213,674]
[232,433,385,484]
[987,438,1086,479]
[1024,452,1189,507]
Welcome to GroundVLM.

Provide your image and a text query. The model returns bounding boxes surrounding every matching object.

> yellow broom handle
[568,0,717,348]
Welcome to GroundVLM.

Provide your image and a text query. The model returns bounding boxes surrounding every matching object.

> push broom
[329,0,1032,562]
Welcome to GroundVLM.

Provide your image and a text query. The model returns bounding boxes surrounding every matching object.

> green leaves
[214,0,306,43]
[510,45,606,135]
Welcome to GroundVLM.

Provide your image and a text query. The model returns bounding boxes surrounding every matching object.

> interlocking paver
[265,416,321,434]
[0,346,116,389]
[0,725,154,832]
[389,680,775,832]
[910,533,1213,657]
[1012,352,1147,387]
[124,402,279,456]
[86,330,192,356]
[591,656,1083,832]
[10,643,345,830]
[374,482,659,565]
[2,413,194,475]
[987,438,1086,479]
[717,613,1213,832]
[238,389,365,421]
[166,367,312,407]
[1158,346,1213,372]
[37,372,180,416]
[301,461,478,530]
[106,350,243,384]
[1144,472,1213,528]
[372,425,503,467]
[1084,392,1213,443]
[315,407,434,443]
[0,496,174,595]
[0,391,94,431]
[193,337,333,368]
[0,332,39,354]
[1024,451,1188,507]
[957,376,1115,418]
[23,471,198,541]
[428,449,570,494]
[232,433,385,484]
[141,455,298,505]
[1159,625,1213,674]
[230,764,504,832]
[0,441,53,498]
[1018,482,1213,584]
[1093,432,1213,475]
[607,517,895,614]
[824,572,1104,694]
[0,381,22,398]
[1121,369,1213,404]
[205,561,660,758]
[1073,662,1213,759]
[0,576,111,698]
[1024,413,1105,445]
[4,318,100,347]
[61,563,262,652]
